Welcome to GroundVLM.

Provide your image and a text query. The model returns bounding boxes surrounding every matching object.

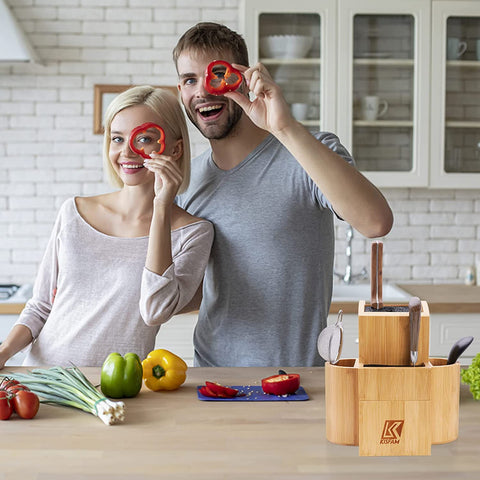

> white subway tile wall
[1,0,479,285]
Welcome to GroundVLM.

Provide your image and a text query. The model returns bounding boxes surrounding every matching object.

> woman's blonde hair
[102,85,191,194]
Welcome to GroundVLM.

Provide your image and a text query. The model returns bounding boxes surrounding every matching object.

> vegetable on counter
[101,352,143,399]
[261,373,301,396]
[2,366,125,425]
[199,381,240,398]
[0,377,39,420]
[461,352,480,400]
[142,349,187,391]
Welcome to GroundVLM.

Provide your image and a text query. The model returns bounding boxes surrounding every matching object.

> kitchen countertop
[0,366,479,479]
[2,284,480,316]
[331,284,480,314]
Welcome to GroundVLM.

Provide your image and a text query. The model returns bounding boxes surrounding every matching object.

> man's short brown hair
[173,22,249,70]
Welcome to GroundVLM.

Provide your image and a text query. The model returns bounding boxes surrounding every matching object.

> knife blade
[370,241,383,310]
[409,296,422,367]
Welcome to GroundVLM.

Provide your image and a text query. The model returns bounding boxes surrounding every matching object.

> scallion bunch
[1,366,125,425]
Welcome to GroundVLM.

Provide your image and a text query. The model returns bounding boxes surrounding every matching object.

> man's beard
[186,101,243,140]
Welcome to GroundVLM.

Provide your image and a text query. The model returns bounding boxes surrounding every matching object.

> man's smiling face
[176,49,243,140]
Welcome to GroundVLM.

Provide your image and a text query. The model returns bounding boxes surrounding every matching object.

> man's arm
[229,63,393,238]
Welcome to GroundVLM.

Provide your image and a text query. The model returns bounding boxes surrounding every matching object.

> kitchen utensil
[370,241,383,309]
[317,310,343,364]
[447,336,474,365]
[409,296,422,366]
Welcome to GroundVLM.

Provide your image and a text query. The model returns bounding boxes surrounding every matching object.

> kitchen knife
[447,336,474,365]
[370,241,383,310]
[409,296,422,367]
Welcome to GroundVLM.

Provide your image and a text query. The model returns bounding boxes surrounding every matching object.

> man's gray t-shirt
[177,132,354,367]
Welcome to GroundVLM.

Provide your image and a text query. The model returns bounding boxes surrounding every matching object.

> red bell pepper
[205,60,242,96]
[128,122,166,159]
[199,381,240,398]
[261,373,300,396]
[205,381,239,397]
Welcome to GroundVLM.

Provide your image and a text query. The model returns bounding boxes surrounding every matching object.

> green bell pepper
[100,352,143,398]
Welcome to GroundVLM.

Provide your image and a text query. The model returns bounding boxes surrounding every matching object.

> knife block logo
[380,420,404,444]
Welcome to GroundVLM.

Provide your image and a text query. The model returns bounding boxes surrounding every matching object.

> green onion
[1,366,125,425]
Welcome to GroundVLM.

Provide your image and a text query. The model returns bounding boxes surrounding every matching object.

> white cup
[476,39,480,61]
[291,103,309,121]
[361,96,389,121]
[447,38,467,60]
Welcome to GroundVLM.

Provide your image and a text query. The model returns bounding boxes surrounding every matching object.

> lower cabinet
[0,315,27,366]
[155,312,198,367]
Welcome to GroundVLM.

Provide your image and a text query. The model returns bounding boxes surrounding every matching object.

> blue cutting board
[197,385,309,401]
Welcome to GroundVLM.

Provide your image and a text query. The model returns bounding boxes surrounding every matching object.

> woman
[0,86,213,368]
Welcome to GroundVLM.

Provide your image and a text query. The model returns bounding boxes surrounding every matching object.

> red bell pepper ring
[205,60,242,96]
[205,381,239,398]
[261,374,300,396]
[128,122,166,159]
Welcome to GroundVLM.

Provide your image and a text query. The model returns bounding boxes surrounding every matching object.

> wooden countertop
[0,366,479,478]
[0,303,24,314]
[2,284,479,316]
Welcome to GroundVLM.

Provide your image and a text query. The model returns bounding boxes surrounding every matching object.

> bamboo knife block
[358,300,430,366]
[325,300,460,456]
[325,358,459,456]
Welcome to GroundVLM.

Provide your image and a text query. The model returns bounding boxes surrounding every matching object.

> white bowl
[260,35,313,59]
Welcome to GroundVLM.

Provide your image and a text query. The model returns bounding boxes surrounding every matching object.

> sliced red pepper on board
[205,381,239,398]
[198,386,218,398]
[261,374,300,396]
[205,60,242,96]
[128,122,166,159]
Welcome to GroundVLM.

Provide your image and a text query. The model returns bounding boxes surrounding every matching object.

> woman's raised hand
[144,154,183,207]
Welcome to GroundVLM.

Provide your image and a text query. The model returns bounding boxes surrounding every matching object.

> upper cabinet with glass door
[241,0,337,134]
[337,0,431,187]
[430,1,480,188]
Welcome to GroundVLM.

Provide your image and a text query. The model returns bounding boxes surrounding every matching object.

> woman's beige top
[15,197,213,367]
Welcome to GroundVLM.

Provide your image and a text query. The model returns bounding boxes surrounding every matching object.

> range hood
[0,0,41,63]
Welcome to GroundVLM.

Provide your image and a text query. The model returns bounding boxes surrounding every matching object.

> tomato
[0,378,19,390]
[0,391,13,420]
[6,385,30,395]
[12,390,39,419]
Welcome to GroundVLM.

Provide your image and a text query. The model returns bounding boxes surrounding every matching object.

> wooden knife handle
[370,241,383,309]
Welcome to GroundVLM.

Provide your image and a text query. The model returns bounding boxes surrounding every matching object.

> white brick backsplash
[1,0,479,286]
[10,196,54,210]
[413,239,457,253]
[58,8,105,21]
[431,225,476,239]
[1,183,36,196]
[12,249,45,263]
[55,168,102,182]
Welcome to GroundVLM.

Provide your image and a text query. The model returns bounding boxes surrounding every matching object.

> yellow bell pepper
[142,349,188,391]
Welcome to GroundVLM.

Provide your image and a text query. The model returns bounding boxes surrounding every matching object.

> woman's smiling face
[109,105,165,186]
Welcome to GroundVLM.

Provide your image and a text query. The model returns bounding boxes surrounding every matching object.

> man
[173,22,393,367]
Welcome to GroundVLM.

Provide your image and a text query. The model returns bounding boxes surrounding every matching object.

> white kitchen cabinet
[241,0,480,189]
[337,0,431,188]
[430,1,480,188]
[241,0,338,133]
[155,313,198,367]
[0,315,28,366]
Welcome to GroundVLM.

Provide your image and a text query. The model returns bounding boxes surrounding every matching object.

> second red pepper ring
[129,122,166,159]
[205,60,243,96]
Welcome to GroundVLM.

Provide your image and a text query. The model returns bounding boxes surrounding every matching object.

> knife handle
[370,241,383,309]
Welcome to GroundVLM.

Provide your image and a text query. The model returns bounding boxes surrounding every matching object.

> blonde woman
[0,86,213,368]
